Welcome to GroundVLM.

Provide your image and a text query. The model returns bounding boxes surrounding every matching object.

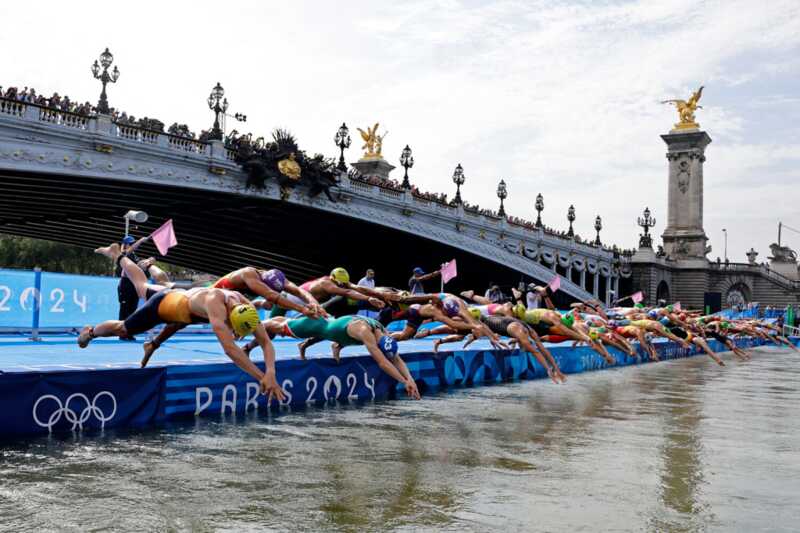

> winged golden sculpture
[662,86,704,130]
[356,122,388,159]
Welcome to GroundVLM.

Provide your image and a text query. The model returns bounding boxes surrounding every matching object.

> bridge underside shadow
[0,170,549,295]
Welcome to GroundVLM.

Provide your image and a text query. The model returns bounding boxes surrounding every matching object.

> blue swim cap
[442,297,460,317]
[413,267,424,275]
[121,235,135,245]
[647,310,659,319]
[378,335,398,360]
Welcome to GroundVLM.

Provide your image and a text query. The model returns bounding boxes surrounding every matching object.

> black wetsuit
[480,315,522,337]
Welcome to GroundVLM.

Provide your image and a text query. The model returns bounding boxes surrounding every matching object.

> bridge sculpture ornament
[769,243,797,263]
[0,98,628,302]
[662,85,704,131]
[356,122,387,160]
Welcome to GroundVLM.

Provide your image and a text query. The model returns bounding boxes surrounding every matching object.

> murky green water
[1,347,799,532]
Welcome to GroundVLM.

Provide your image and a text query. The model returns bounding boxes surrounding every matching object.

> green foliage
[0,234,111,275]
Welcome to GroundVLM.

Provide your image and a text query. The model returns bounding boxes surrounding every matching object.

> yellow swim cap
[330,267,350,285]
[468,307,481,320]
[229,304,260,338]
[513,303,526,319]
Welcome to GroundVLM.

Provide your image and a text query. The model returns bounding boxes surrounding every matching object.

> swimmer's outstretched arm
[353,323,420,399]
[242,270,316,318]
[283,280,326,317]
[391,356,421,400]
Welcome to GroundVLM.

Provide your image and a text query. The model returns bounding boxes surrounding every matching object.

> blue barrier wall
[1,335,784,438]
[0,268,119,330]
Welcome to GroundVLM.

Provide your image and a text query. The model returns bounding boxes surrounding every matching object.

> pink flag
[441,259,458,284]
[631,291,644,304]
[548,275,561,293]
[151,219,177,256]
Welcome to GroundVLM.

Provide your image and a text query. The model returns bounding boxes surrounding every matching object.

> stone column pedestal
[660,129,711,260]
[351,158,396,180]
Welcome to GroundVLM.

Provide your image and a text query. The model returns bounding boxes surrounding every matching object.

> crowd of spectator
[1,83,208,141]
[1,85,94,116]
[344,168,635,253]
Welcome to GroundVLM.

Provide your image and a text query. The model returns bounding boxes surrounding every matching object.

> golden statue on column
[662,86,704,131]
[357,122,388,159]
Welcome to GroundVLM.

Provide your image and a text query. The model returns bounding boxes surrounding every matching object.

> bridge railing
[111,121,209,154]
[0,96,91,130]
[709,261,800,288]
[0,97,26,118]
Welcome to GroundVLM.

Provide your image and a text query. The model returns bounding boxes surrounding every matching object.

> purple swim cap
[261,269,286,292]
[442,297,460,317]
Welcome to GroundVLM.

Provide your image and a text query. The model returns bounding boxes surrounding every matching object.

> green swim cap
[666,304,674,312]
[561,314,575,328]
[720,321,730,330]
[635,303,644,309]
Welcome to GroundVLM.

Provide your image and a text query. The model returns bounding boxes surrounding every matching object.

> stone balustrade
[0,99,626,302]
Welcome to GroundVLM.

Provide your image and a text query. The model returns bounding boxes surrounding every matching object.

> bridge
[0,96,629,303]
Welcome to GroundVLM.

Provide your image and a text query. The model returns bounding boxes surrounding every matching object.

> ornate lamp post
[207,82,228,141]
[399,145,414,189]
[334,123,351,171]
[535,193,544,228]
[637,207,656,248]
[594,215,603,245]
[496,180,508,217]
[90,48,120,115]
[452,164,465,204]
[567,204,576,237]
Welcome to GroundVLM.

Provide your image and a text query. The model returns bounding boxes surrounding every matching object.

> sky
[1,0,798,261]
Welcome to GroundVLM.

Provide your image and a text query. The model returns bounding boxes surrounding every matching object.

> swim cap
[121,235,135,245]
[442,297,460,317]
[513,303,526,319]
[720,321,731,330]
[229,304,260,338]
[407,304,421,320]
[377,335,398,360]
[634,303,645,309]
[607,320,618,329]
[561,314,575,328]
[468,307,481,320]
[666,304,674,312]
[330,267,350,284]
[647,310,659,319]
[413,267,424,275]
[596,326,606,334]
[260,269,286,292]
[589,329,599,341]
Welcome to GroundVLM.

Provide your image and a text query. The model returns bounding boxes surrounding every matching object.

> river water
[1,346,799,532]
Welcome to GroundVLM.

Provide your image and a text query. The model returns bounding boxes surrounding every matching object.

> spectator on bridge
[409,267,440,294]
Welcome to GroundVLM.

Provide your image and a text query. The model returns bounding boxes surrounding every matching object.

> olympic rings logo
[32,392,117,432]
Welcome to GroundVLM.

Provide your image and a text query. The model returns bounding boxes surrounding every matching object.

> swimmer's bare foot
[459,290,475,300]
[546,367,559,384]
[298,339,309,361]
[141,341,158,368]
[556,370,567,383]
[331,343,341,363]
[94,242,120,261]
[414,329,431,339]
[77,326,95,348]
[432,339,442,353]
